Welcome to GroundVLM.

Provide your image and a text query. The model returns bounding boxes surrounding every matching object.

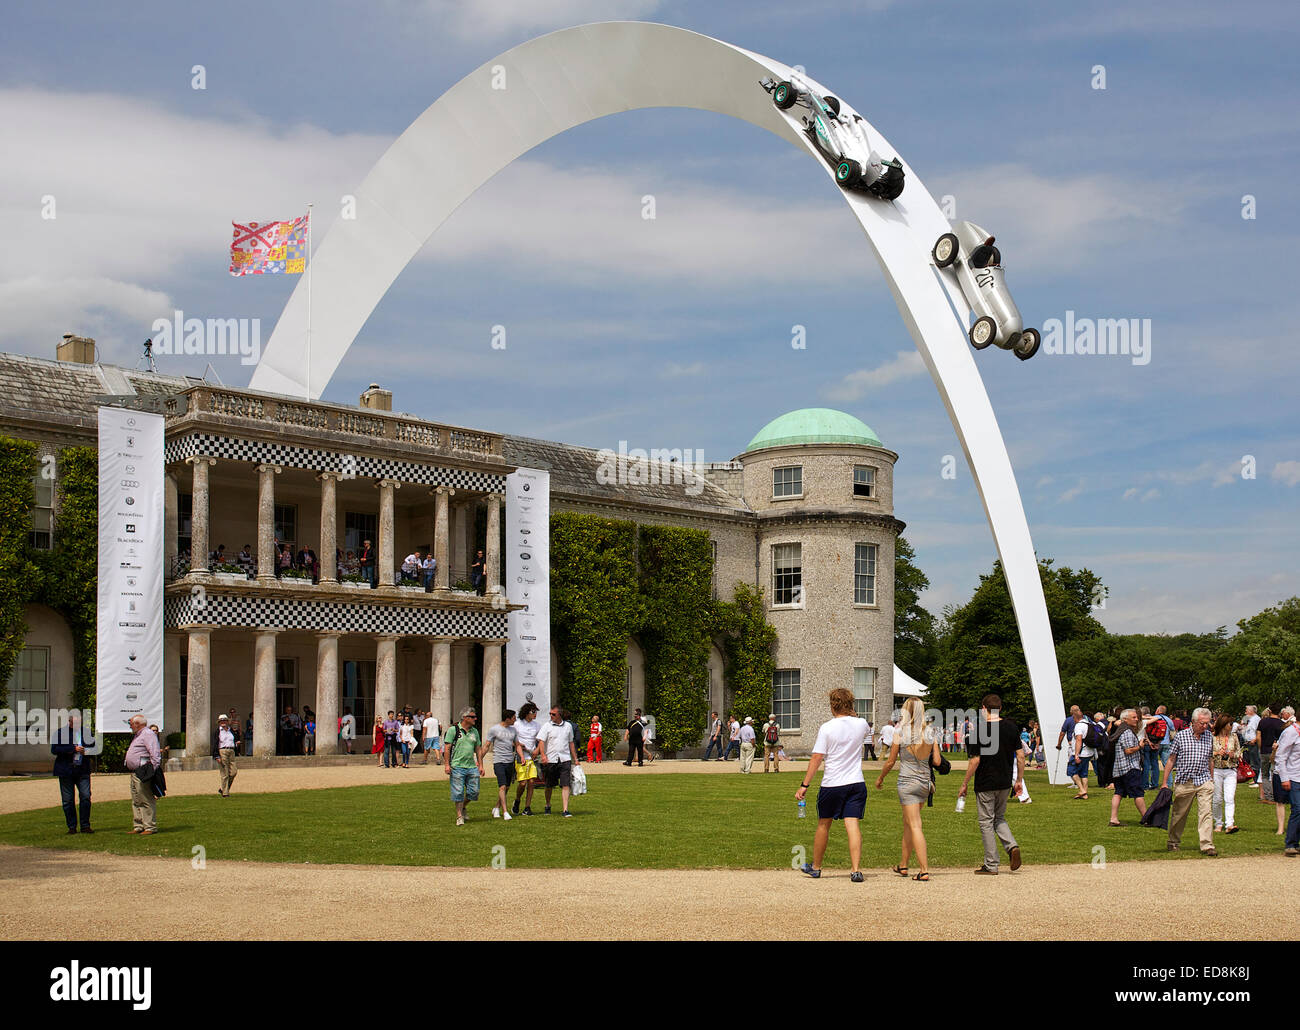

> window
[853,667,876,720]
[178,492,192,557]
[345,511,377,554]
[853,466,875,498]
[772,543,802,606]
[30,474,53,549]
[772,669,801,730]
[274,504,297,549]
[6,647,49,713]
[772,465,802,498]
[854,543,877,605]
[342,660,374,731]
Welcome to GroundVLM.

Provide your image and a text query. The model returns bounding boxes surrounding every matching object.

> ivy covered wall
[549,512,777,751]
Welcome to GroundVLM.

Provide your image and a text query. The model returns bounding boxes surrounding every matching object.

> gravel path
[4,761,1290,941]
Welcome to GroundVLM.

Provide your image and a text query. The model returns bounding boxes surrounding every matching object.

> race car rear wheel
[773,81,797,109]
[969,316,997,350]
[868,161,905,200]
[823,95,841,117]
[1014,328,1041,361]
[836,159,863,189]
[932,233,959,268]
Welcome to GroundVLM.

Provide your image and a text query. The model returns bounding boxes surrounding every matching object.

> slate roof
[502,434,748,516]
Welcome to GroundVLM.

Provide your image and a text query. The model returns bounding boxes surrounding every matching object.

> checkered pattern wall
[166,432,504,492]
[164,592,509,638]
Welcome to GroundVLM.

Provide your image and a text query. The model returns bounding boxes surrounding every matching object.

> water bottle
[797,799,806,819]
[955,795,965,813]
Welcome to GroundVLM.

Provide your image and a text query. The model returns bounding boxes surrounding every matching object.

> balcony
[166,386,504,461]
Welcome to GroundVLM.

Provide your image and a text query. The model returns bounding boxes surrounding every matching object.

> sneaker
[492,807,500,818]
[563,811,573,818]
[1166,842,1180,851]
[849,871,864,883]
[544,805,551,814]
[1285,847,1298,857]
[522,807,533,816]
[456,816,465,826]
[800,863,821,879]
[511,800,520,815]
[503,811,512,821]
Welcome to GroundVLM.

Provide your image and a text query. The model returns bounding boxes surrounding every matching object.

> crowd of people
[1053,702,1300,855]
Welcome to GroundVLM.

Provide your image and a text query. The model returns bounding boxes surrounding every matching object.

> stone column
[186,456,216,573]
[253,630,279,759]
[185,627,212,757]
[481,639,505,726]
[485,492,502,595]
[451,499,470,582]
[318,472,339,583]
[376,635,399,720]
[165,473,179,580]
[257,464,281,581]
[433,486,455,589]
[315,633,341,755]
[430,637,453,730]
[377,479,400,587]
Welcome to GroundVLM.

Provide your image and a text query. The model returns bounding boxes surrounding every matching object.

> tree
[926,558,1105,723]
[1214,598,1300,710]
[894,536,939,684]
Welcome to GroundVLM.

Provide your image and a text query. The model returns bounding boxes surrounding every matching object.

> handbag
[1236,757,1255,781]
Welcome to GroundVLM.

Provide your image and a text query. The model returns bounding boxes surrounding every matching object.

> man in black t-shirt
[959,693,1026,875]
[1258,707,1286,802]
[623,707,645,767]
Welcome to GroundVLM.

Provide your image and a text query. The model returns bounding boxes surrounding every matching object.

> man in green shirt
[443,707,484,826]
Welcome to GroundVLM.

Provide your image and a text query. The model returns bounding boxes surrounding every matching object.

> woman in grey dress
[875,696,941,880]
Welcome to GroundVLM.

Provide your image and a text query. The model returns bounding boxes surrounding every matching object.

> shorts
[449,766,480,803]
[542,761,572,789]
[493,761,515,787]
[1067,756,1091,779]
[816,781,867,820]
[425,736,441,751]
[1113,768,1144,798]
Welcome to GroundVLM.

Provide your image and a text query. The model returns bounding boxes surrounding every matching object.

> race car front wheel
[1014,328,1041,361]
[836,159,863,189]
[969,316,997,350]
[932,233,959,268]
[773,81,797,109]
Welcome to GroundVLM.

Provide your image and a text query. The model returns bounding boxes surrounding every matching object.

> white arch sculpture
[251,21,1068,782]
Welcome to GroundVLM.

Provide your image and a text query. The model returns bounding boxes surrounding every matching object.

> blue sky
[1,0,1296,634]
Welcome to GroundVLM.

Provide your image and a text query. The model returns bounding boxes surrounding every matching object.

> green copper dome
[746,408,883,452]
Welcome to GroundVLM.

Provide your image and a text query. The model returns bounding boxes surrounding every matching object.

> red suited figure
[587,717,603,762]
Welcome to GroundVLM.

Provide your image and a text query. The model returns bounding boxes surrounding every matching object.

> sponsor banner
[97,408,165,731]
[505,468,549,715]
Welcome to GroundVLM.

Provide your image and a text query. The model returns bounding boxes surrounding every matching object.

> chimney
[359,383,392,412]
[58,334,97,365]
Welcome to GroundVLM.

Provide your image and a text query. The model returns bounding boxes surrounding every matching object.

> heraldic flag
[229,214,309,276]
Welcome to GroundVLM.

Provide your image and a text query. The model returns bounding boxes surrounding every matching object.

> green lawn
[0,771,1287,869]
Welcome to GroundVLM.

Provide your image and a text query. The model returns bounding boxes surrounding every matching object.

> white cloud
[1141,488,1160,502]
[0,276,173,356]
[416,0,664,41]
[1271,461,1300,487]
[661,361,705,379]
[1122,487,1139,500]
[824,350,925,402]
[1057,483,1085,504]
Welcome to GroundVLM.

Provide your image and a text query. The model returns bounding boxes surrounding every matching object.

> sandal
[912,872,930,881]
[891,865,908,877]
[1109,821,1122,827]
[1072,794,1089,800]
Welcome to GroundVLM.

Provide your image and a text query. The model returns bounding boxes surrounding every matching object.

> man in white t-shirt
[880,718,896,755]
[421,712,442,765]
[1070,714,1097,798]
[794,687,870,882]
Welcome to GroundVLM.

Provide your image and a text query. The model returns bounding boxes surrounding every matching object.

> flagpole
[305,203,313,400]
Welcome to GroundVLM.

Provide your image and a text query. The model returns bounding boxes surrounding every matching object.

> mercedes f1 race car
[932,221,1040,360]
[760,76,905,200]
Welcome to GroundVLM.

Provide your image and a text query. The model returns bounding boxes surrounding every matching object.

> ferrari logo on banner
[229,214,308,276]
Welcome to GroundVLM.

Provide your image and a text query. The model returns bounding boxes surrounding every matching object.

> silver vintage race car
[760,76,905,200]
[932,221,1040,360]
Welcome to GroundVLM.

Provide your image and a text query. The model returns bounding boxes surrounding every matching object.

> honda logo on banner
[97,407,165,730]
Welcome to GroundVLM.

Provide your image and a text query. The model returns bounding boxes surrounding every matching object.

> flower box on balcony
[338,579,372,590]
